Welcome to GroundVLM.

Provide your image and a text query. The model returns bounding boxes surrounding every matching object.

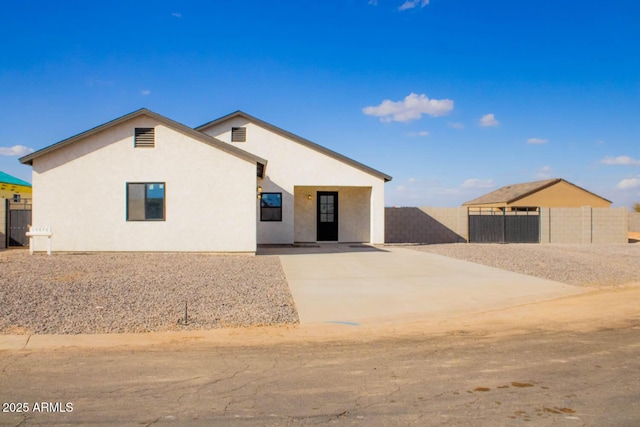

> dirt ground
[3,256,639,425]
[194,283,640,346]
[2,285,639,426]
[8,282,638,351]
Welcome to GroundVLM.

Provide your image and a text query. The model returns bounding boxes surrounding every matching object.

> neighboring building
[19,108,391,253]
[463,178,611,209]
[0,170,32,203]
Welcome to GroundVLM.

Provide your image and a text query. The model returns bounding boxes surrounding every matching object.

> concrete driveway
[260,245,585,324]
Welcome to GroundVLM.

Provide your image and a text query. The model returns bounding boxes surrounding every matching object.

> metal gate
[8,209,32,247]
[468,207,540,243]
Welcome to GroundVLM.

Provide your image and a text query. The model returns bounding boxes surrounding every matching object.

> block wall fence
[385,207,467,243]
[0,199,6,249]
[385,206,629,244]
[629,212,640,232]
[2,205,633,250]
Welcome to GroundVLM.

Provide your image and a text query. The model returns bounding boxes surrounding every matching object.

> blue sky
[1,0,639,208]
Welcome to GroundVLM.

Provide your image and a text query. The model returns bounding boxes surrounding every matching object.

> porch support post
[370,183,385,244]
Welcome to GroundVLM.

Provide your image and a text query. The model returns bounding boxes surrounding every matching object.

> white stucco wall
[31,116,257,252]
[201,118,386,244]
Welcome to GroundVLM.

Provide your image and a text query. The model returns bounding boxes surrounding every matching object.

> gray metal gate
[468,207,540,243]
[8,209,32,246]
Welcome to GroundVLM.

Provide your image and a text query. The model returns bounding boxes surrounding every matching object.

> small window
[12,194,20,203]
[231,127,246,142]
[127,183,165,221]
[134,128,155,148]
[260,193,282,222]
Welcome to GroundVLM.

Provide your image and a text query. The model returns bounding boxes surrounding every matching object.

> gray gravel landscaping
[0,251,298,334]
[408,243,640,286]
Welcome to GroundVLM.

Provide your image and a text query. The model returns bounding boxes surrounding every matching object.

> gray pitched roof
[196,111,392,182]
[462,178,611,206]
[19,108,268,171]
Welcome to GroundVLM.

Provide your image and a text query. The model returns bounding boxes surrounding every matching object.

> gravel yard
[409,243,640,286]
[0,251,298,334]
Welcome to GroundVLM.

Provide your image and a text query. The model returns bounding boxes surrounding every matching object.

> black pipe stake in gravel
[0,252,299,334]
[182,301,189,325]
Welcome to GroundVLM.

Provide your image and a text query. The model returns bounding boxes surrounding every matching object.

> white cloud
[172,12,182,18]
[398,0,430,11]
[140,89,151,96]
[527,138,548,144]
[461,178,495,189]
[407,177,419,183]
[447,122,464,129]
[601,155,640,166]
[407,131,429,137]
[368,0,378,5]
[536,166,553,179]
[396,185,407,192]
[363,93,454,123]
[0,145,34,156]
[479,113,499,127]
[616,177,640,190]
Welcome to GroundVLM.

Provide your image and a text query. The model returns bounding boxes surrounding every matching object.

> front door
[317,191,338,241]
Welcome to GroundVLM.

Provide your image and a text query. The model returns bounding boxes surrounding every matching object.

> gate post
[581,206,593,244]
[539,208,550,243]
[0,199,7,250]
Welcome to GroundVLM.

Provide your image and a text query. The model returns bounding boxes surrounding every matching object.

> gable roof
[19,109,268,175]
[462,178,612,206]
[0,170,31,187]
[196,111,392,182]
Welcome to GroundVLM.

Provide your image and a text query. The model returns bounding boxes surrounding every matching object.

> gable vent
[231,127,247,142]
[134,128,155,148]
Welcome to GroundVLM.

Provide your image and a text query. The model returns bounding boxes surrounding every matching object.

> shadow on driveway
[258,243,388,256]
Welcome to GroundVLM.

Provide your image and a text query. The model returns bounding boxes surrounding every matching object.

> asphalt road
[1,325,639,426]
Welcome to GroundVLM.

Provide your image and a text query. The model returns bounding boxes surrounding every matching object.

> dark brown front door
[317,191,338,241]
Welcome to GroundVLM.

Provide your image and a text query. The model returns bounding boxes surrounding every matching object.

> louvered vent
[134,128,155,148]
[231,127,246,142]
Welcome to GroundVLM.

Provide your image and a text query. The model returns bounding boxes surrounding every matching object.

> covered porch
[293,185,379,243]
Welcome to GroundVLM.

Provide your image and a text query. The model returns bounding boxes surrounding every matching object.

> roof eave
[19,108,267,168]
[20,108,150,165]
[505,178,562,204]
[462,178,613,206]
[196,111,392,182]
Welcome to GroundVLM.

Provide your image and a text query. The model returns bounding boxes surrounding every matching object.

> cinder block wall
[385,207,467,243]
[387,206,627,245]
[545,208,584,243]
[630,212,640,232]
[592,208,628,243]
[542,206,627,244]
[0,199,6,250]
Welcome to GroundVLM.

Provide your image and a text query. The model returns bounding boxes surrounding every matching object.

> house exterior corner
[26,113,259,253]
[199,113,390,245]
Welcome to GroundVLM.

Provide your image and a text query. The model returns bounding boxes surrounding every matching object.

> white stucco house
[19,108,391,253]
